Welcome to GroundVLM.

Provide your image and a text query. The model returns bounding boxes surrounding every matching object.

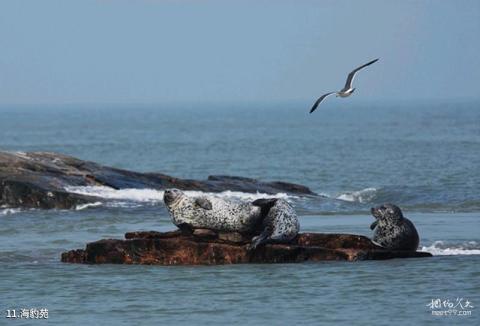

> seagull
[309,58,379,113]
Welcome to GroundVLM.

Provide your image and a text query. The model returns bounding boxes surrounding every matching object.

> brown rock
[218,232,248,243]
[193,229,217,238]
[61,231,432,265]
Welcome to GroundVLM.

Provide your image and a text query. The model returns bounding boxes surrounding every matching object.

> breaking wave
[64,186,296,204]
[62,185,480,213]
[75,202,103,211]
[421,241,480,256]
[319,186,480,213]
[0,208,23,216]
[334,188,378,203]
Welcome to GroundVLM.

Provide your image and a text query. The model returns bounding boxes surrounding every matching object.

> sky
[0,0,479,106]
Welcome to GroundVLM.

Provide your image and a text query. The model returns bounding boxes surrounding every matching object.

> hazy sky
[1,0,479,106]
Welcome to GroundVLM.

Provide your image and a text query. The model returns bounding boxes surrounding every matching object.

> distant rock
[0,151,316,209]
[61,230,432,265]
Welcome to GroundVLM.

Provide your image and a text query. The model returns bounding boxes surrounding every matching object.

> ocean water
[0,101,479,325]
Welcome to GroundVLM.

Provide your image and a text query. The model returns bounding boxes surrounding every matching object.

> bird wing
[343,58,379,90]
[309,92,335,113]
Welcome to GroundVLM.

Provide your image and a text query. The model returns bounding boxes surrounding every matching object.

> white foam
[335,188,377,203]
[106,201,145,208]
[12,151,29,158]
[64,186,296,203]
[0,208,23,215]
[75,202,103,211]
[421,241,480,256]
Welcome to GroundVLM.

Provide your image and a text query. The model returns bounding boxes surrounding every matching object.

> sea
[0,100,479,325]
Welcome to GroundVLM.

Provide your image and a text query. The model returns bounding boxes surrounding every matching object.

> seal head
[164,189,183,208]
[370,203,419,251]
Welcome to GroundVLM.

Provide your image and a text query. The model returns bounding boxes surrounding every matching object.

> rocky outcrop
[0,151,316,209]
[61,230,432,265]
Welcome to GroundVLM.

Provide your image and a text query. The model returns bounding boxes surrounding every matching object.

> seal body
[249,198,300,249]
[163,189,299,249]
[163,189,262,233]
[370,203,419,251]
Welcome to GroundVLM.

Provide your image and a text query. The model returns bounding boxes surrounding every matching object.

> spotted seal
[163,189,299,249]
[370,203,419,251]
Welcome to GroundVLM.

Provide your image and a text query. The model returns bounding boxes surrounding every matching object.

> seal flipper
[177,223,194,234]
[252,198,278,208]
[252,198,278,216]
[194,198,213,210]
[371,239,385,248]
[370,220,378,230]
[246,230,270,251]
[247,229,288,251]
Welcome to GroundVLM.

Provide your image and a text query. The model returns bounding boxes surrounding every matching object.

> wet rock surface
[61,230,432,265]
[0,151,316,209]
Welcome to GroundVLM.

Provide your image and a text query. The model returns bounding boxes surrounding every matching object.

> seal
[248,198,300,250]
[370,203,419,251]
[163,189,299,249]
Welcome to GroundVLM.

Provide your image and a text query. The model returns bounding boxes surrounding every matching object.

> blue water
[1,101,479,325]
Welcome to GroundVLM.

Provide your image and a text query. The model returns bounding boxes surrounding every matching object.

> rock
[218,232,247,243]
[0,151,316,209]
[193,229,217,238]
[61,231,432,265]
[0,179,90,209]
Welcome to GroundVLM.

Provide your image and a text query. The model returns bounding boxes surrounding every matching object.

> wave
[320,186,480,213]
[75,202,103,211]
[334,188,378,203]
[0,208,23,216]
[421,241,480,256]
[61,185,480,213]
[64,186,296,203]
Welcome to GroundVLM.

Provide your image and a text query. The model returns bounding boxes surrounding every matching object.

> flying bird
[309,58,379,113]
